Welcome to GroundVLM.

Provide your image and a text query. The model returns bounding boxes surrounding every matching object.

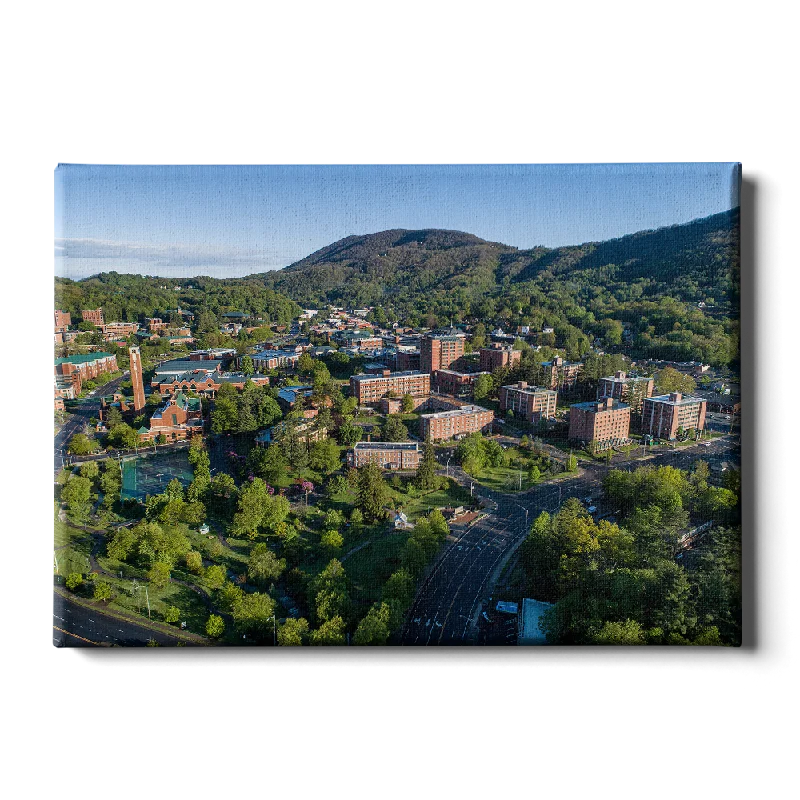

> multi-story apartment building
[101,321,140,340]
[568,397,631,447]
[335,330,383,351]
[81,308,105,326]
[393,348,421,372]
[499,382,558,424]
[420,404,494,442]
[433,369,491,398]
[543,356,584,391]
[598,371,654,414]
[641,393,707,440]
[479,344,521,373]
[54,352,118,383]
[350,370,430,406]
[54,310,71,331]
[420,328,466,373]
[346,441,423,470]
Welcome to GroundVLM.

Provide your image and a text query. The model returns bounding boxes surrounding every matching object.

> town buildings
[433,369,490,398]
[598,371,654,414]
[544,356,584,391]
[499,382,558,423]
[138,392,203,442]
[568,397,631,447]
[346,441,423,470]
[251,349,301,371]
[155,370,269,398]
[55,352,119,385]
[81,308,105,326]
[350,370,430,406]
[641,393,707,440]
[420,328,466,373]
[420,404,494,442]
[479,344,521,372]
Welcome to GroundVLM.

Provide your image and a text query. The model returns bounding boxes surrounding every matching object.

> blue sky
[55,163,740,280]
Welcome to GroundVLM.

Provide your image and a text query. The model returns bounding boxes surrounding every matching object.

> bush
[164,606,181,624]
[65,573,83,591]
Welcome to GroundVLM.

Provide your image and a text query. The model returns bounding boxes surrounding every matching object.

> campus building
[251,349,301,371]
[155,370,269,398]
[346,441,422,470]
[499,382,558,424]
[54,310,71,331]
[420,328,466,373]
[334,330,383,351]
[598,371,654,414]
[151,359,223,385]
[350,370,430,406]
[100,321,140,340]
[543,356,584,391]
[81,308,105,326]
[420,404,494,442]
[479,344,521,373]
[139,392,203,442]
[568,397,631,447]
[641,393,707,440]
[433,369,490,398]
[54,352,118,384]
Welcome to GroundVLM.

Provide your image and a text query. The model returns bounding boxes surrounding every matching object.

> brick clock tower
[129,347,146,412]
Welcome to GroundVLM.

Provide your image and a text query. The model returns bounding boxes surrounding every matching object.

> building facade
[420,329,466,374]
[54,352,118,383]
[81,308,105,326]
[544,356,584,391]
[350,370,430,406]
[420,404,494,441]
[641,393,707,440]
[347,441,422,470]
[499,382,558,423]
[54,310,71,331]
[251,349,301,371]
[479,344,521,372]
[598,371,654,414]
[139,392,203,442]
[433,369,490,398]
[568,397,631,447]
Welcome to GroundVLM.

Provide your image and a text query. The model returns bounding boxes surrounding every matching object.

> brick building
[350,370,430,406]
[54,352,118,384]
[598,371,654,414]
[129,347,146,411]
[101,321,140,340]
[641,393,707,440]
[420,404,494,442]
[146,318,169,332]
[152,359,223,385]
[420,328,466,373]
[499,382,558,424]
[379,394,429,414]
[139,392,203,442]
[156,370,269,398]
[433,369,490,398]
[393,349,421,372]
[347,441,422,470]
[81,308,105,326]
[334,330,383,351]
[251,349,301,371]
[544,356,584,391]
[479,344,521,372]
[568,397,631,447]
[54,310,71,331]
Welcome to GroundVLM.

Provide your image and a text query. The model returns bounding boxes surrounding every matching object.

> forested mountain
[55,209,739,366]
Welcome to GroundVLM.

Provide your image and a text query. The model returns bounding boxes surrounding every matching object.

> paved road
[401,435,739,646]
[52,592,194,647]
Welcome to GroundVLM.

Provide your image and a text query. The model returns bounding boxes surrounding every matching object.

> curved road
[401,435,739,645]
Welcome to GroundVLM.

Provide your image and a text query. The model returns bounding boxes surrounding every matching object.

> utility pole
[145,585,151,619]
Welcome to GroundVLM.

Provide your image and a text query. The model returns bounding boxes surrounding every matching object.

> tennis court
[121,450,194,500]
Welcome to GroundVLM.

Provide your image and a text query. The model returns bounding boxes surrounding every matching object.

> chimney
[604,397,613,409]
[669,392,681,403]
[616,371,626,380]
[518,381,528,389]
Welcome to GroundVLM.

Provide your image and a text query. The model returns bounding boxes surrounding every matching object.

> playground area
[120,450,194,501]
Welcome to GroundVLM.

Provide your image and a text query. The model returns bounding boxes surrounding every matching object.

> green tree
[68,433,96,456]
[206,614,225,638]
[593,619,646,645]
[232,592,276,640]
[312,559,350,623]
[320,529,344,551]
[353,602,391,645]
[401,393,414,413]
[241,355,255,376]
[205,564,227,590]
[79,461,99,481]
[93,581,113,602]
[309,438,342,475]
[61,476,92,516]
[65,573,83,591]
[247,543,286,586]
[415,438,439,490]
[147,561,171,589]
[164,606,181,624]
[107,525,138,562]
[185,550,204,575]
[656,366,696,396]
[337,418,362,446]
[278,618,309,646]
[310,616,346,645]
[473,373,493,401]
[356,462,390,521]
[382,415,408,442]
